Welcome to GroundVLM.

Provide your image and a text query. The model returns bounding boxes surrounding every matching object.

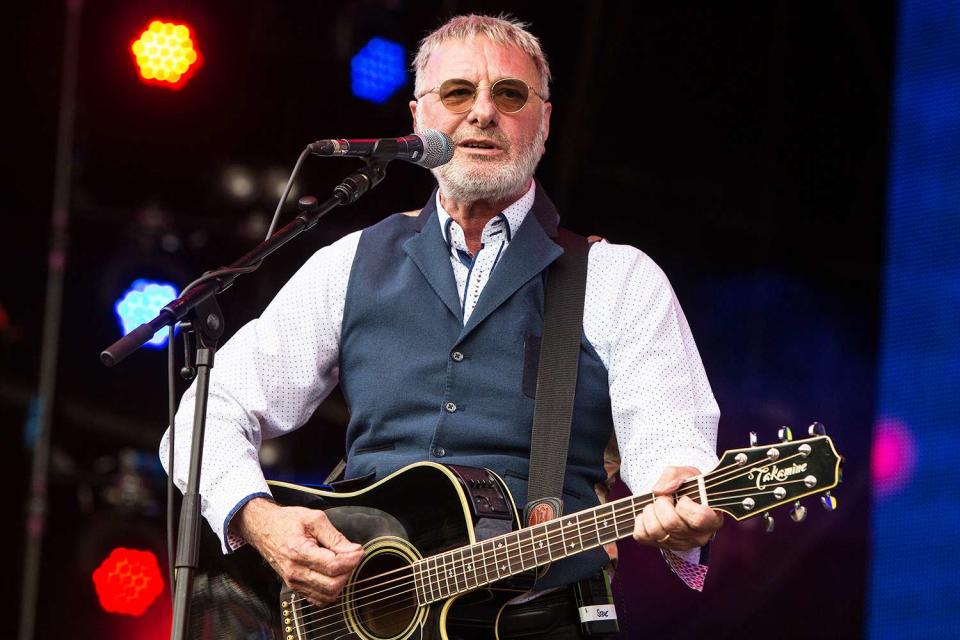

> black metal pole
[96,160,389,638]
[170,342,215,640]
[19,1,83,638]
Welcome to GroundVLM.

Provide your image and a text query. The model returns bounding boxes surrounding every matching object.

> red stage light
[131,20,200,89]
[92,548,164,616]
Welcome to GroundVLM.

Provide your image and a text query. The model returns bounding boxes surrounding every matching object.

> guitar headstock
[704,423,843,525]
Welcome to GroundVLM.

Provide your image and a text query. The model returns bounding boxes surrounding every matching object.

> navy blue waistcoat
[339,183,614,589]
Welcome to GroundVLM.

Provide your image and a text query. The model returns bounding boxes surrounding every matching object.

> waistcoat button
[432,446,446,457]
[444,402,457,413]
[451,351,464,362]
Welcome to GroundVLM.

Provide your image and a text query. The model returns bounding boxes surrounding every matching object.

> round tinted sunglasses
[416,78,548,114]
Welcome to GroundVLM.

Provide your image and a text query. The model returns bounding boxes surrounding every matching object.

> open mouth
[459,139,501,150]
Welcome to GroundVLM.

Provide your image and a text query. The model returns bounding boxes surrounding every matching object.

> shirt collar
[436,180,537,252]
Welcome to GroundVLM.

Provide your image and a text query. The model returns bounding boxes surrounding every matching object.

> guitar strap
[522,229,593,528]
[524,232,621,636]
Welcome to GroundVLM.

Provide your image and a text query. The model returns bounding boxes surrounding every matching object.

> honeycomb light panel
[92,548,164,616]
[114,279,179,348]
[131,20,200,88]
[351,37,407,104]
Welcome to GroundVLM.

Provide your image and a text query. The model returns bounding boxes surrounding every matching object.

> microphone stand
[100,159,389,640]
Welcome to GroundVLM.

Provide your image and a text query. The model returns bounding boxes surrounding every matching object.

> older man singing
[162,14,723,639]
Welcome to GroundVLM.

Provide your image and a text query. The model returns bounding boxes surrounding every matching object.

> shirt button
[451,351,464,362]
[432,446,446,457]
[444,402,457,413]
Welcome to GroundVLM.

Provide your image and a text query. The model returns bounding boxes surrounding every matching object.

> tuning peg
[808,422,826,437]
[762,512,775,533]
[790,501,807,523]
[749,431,758,447]
[778,426,793,442]
[821,492,838,511]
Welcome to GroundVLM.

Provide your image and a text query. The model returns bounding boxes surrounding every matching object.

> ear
[409,99,419,131]
[542,101,552,143]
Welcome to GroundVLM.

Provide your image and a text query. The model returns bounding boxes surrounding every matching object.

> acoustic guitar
[188,424,843,640]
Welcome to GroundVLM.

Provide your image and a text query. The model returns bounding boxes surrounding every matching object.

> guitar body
[190,462,530,640]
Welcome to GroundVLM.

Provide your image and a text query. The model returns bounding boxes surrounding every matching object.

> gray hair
[412,14,551,100]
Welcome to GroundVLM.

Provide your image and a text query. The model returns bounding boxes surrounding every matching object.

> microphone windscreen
[417,129,455,168]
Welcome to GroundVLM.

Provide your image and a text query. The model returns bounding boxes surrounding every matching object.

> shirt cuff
[222,492,274,553]
[198,463,274,554]
[661,545,710,591]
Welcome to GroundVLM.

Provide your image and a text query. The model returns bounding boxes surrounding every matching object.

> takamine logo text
[748,462,808,491]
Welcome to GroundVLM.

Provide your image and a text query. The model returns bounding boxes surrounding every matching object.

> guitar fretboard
[408,435,837,605]
[411,479,699,604]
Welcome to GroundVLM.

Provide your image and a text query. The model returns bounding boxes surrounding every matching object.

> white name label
[578,605,617,623]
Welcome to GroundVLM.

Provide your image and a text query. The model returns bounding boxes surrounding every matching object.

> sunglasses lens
[438,79,476,112]
[492,79,529,113]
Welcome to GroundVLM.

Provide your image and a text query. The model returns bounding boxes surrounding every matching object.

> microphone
[308,129,454,168]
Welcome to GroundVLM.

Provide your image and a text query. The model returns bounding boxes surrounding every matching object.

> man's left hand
[632,466,724,552]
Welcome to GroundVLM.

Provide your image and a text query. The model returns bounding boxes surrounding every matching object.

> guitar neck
[412,433,840,604]
[412,484,693,604]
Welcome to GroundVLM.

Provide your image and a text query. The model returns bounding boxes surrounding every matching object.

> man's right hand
[235,497,364,606]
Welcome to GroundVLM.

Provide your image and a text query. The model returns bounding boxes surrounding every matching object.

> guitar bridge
[280,589,303,640]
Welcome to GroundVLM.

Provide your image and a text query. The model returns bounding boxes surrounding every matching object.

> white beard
[416,109,547,203]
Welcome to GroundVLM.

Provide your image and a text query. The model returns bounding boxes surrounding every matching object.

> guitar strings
[295,479,790,635]
[696,477,828,509]
[702,474,815,500]
[293,467,767,640]
[289,448,807,627]
[295,475,814,640]
[292,455,796,638]
[288,466,712,613]
[291,501,645,627]
[293,503,650,632]
[295,439,822,611]
[291,447,787,609]
[673,446,809,493]
[288,449,766,610]
[290,449,821,632]
[294,513,643,638]
[297,502,642,637]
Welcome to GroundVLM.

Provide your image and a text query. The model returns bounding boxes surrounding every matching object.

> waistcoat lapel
[402,190,464,324]
[459,182,563,340]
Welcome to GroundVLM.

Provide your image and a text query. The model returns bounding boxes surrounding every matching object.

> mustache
[453,131,510,149]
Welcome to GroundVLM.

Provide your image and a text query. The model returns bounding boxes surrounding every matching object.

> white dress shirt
[160,181,720,586]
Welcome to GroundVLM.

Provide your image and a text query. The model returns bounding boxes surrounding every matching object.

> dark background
[4,1,893,638]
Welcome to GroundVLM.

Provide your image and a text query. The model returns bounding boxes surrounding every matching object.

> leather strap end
[524,497,563,527]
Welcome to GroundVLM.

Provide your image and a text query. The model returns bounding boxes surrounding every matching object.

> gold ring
[656,534,671,544]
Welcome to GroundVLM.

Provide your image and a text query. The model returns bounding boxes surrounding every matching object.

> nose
[466,85,499,129]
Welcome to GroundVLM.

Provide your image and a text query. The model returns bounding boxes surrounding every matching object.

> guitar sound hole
[352,550,419,639]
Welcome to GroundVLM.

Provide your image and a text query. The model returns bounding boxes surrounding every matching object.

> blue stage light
[114,279,179,348]
[351,37,406,104]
